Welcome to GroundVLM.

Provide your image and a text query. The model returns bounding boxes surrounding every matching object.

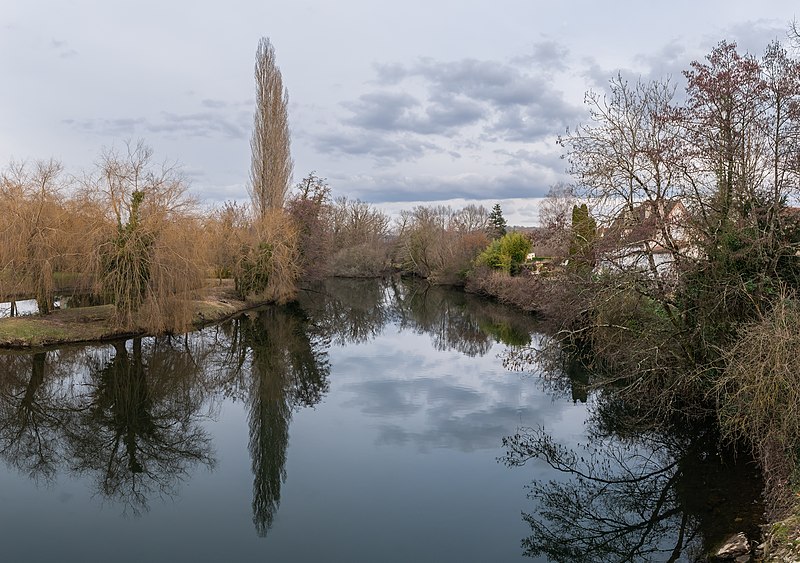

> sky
[1,1,798,225]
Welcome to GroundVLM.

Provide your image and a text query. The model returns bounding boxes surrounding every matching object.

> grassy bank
[0,279,251,349]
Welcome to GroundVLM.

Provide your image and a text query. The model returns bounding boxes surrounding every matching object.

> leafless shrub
[0,159,69,313]
[394,204,489,283]
[329,196,390,251]
[328,242,392,278]
[234,209,301,303]
[206,201,250,280]
[716,295,800,513]
[286,173,332,280]
[465,268,544,312]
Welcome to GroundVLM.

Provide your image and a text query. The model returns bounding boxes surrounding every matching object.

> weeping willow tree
[0,159,67,315]
[88,141,207,332]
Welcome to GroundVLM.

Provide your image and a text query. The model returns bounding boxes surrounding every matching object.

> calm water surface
[0,279,762,562]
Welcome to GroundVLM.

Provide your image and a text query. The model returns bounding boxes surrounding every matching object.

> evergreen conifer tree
[487,203,507,239]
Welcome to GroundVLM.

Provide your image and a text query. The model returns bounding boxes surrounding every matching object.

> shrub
[329,242,391,278]
[234,209,301,304]
[476,232,532,274]
[716,296,800,509]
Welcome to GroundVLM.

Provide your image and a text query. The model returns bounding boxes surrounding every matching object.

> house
[597,199,693,276]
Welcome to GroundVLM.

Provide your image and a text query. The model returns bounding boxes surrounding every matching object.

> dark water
[0,279,762,562]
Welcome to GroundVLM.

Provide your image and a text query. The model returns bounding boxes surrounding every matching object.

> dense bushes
[234,210,301,304]
[465,269,542,312]
[716,296,800,508]
[394,204,489,284]
[476,231,531,274]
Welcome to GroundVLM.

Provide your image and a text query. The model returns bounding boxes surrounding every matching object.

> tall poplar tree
[249,37,293,216]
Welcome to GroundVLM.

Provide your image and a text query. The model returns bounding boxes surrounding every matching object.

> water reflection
[0,351,71,480]
[299,278,538,355]
[0,280,538,527]
[502,417,763,562]
[67,337,215,514]
[218,306,331,536]
[0,278,760,561]
[298,278,392,345]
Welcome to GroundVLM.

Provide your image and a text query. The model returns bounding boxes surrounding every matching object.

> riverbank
[464,270,800,563]
[0,279,250,349]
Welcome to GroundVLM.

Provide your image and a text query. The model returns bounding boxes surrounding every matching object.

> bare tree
[85,141,206,332]
[0,159,67,314]
[249,37,293,215]
[539,182,576,233]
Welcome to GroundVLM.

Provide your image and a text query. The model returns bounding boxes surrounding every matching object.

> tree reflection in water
[502,416,763,562]
[222,305,330,536]
[69,336,215,515]
[298,278,392,345]
[298,278,537,355]
[220,280,537,537]
[0,351,73,481]
[0,279,543,533]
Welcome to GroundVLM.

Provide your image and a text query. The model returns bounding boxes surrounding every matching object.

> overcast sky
[1,1,797,224]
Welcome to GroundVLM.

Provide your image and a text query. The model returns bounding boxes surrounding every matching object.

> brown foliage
[328,242,392,278]
[206,201,250,280]
[84,142,206,332]
[286,173,332,280]
[716,296,800,512]
[0,159,69,313]
[234,209,301,304]
[394,204,489,283]
[465,268,543,312]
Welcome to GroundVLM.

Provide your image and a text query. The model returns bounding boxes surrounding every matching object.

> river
[0,279,763,562]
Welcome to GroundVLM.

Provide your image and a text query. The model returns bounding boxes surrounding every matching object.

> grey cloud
[424,94,486,131]
[314,130,442,163]
[343,374,572,453]
[343,377,483,418]
[324,54,582,164]
[715,19,788,57]
[201,99,228,109]
[632,42,692,96]
[150,111,246,139]
[494,148,565,171]
[373,62,408,84]
[343,91,484,136]
[64,117,146,136]
[344,57,581,144]
[511,39,571,72]
[374,405,530,452]
[344,91,420,130]
[50,38,78,59]
[581,57,611,90]
[490,103,577,142]
[337,168,554,202]
[529,40,570,72]
[412,58,546,106]
[64,110,247,140]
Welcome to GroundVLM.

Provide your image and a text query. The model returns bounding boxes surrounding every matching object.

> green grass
[0,305,117,347]
[0,318,80,346]
[0,280,250,348]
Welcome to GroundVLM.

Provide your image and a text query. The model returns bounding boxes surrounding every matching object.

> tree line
[1,36,536,336]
